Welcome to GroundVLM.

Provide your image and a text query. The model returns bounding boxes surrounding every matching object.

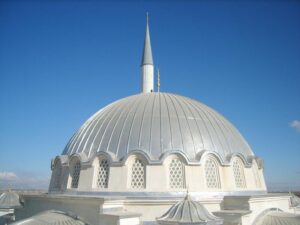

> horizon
[0,1,299,191]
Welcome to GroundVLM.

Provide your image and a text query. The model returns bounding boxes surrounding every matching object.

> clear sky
[0,0,299,190]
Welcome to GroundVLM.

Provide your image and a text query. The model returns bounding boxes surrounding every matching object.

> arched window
[169,158,185,189]
[130,158,145,189]
[52,160,62,190]
[252,161,262,188]
[71,160,81,188]
[97,159,109,188]
[233,158,246,188]
[204,157,221,189]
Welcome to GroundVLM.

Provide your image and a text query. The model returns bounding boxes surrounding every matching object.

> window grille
[97,159,109,188]
[233,159,246,188]
[52,161,62,190]
[131,159,145,189]
[71,161,81,188]
[169,158,185,189]
[204,158,221,189]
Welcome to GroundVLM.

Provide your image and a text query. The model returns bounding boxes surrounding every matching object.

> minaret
[141,13,154,93]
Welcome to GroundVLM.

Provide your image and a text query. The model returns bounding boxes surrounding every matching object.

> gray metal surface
[11,210,87,225]
[141,15,153,66]
[0,191,22,209]
[290,193,300,208]
[63,93,254,163]
[253,211,300,225]
[156,194,223,225]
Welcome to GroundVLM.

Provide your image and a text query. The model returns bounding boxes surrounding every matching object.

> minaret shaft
[141,13,154,93]
[141,65,154,93]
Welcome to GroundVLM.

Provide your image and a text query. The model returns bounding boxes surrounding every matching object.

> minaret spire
[141,13,154,93]
[157,68,160,92]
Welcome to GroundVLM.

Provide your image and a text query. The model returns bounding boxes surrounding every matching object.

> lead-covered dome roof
[156,194,223,225]
[63,93,253,163]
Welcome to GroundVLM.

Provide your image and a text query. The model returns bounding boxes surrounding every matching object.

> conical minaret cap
[141,13,153,66]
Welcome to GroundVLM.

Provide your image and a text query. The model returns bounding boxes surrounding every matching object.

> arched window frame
[93,156,110,189]
[127,155,146,189]
[69,158,81,189]
[204,156,221,189]
[166,156,185,189]
[232,157,246,189]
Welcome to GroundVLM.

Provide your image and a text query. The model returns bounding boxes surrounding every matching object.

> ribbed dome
[0,191,23,209]
[63,93,253,163]
[156,194,223,225]
[254,212,300,225]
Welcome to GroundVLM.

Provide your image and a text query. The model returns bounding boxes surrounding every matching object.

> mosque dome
[63,92,253,164]
[49,15,266,195]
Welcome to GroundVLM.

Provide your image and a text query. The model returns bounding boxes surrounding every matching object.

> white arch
[204,156,221,189]
[94,156,110,189]
[164,155,185,189]
[233,157,246,188]
[127,155,146,189]
[69,157,81,189]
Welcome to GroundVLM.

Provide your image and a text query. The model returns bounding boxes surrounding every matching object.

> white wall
[50,155,267,195]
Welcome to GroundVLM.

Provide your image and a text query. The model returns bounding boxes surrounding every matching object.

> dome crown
[63,93,253,163]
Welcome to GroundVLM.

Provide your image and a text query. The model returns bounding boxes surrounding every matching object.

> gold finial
[157,68,160,92]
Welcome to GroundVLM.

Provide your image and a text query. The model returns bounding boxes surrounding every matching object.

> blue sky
[0,1,299,190]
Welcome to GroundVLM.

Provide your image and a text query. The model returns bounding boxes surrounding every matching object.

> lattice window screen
[131,159,145,189]
[253,164,262,188]
[71,161,81,188]
[233,159,246,188]
[97,159,109,188]
[52,162,62,190]
[204,158,221,189]
[169,158,185,189]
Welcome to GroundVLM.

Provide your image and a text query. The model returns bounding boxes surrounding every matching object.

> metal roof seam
[115,95,142,158]
[179,95,205,150]
[166,93,186,155]
[90,101,121,155]
[159,93,163,156]
[106,96,136,154]
[203,105,232,158]
[97,97,128,153]
[173,94,197,157]
[162,93,174,150]
[70,105,113,155]
[85,102,119,157]
[82,102,119,157]
[187,98,217,153]
[194,102,228,159]
[138,93,152,148]
[148,93,157,156]
[125,95,145,154]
